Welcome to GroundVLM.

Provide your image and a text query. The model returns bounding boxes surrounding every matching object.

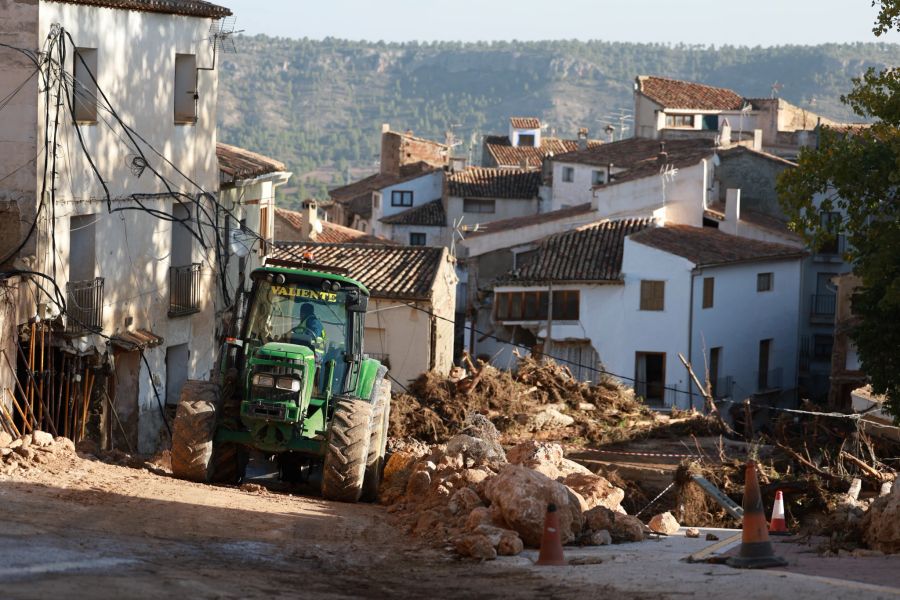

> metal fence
[66,277,104,334]
[168,263,201,317]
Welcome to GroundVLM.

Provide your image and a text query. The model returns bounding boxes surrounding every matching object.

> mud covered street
[0,445,604,600]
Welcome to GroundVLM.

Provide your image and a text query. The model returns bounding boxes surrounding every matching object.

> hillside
[217,36,899,206]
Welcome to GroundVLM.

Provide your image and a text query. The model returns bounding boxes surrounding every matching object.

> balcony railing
[755,367,783,392]
[66,277,104,334]
[810,294,836,319]
[168,263,201,317]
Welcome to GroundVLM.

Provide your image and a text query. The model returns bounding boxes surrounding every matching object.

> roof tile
[510,117,541,129]
[380,199,446,227]
[217,143,286,180]
[274,207,395,244]
[484,136,603,169]
[272,243,447,301]
[629,225,806,266]
[448,167,541,199]
[504,218,654,283]
[637,76,745,111]
[51,0,231,17]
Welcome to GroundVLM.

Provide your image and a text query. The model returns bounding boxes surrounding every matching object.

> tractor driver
[295,302,326,353]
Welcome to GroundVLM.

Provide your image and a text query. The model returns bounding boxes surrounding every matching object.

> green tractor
[170,258,391,503]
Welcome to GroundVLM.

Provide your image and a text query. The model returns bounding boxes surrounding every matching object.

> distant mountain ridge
[217,35,898,205]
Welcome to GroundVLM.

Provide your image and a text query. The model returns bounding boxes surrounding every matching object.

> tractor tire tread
[321,398,372,503]
[171,381,220,483]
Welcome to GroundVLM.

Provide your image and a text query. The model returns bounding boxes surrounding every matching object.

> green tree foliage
[777,1,900,419]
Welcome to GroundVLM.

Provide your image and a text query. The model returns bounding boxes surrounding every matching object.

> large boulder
[562,472,625,512]
[862,484,900,554]
[584,505,645,543]
[506,441,592,480]
[529,406,575,431]
[483,464,584,547]
[648,511,680,535]
[380,450,425,504]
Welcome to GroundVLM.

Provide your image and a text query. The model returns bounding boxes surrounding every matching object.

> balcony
[168,263,201,317]
[755,367,783,393]
[810,294,836,321]
[66,277,104,335]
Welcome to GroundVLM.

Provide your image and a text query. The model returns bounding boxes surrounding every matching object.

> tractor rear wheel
[361,381,391,502]
[321,398,373,503]
[171,381,220,483]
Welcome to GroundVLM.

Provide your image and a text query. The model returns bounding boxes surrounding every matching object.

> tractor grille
[246,401,287,420]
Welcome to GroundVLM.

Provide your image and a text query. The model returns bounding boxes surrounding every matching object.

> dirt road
[0,444,599,599]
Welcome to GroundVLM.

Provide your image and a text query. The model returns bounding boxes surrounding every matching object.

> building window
[463,199,496,214]
[561,166,574,183]
[757,338,772,390]
[818,212,842,255]
[552,290,579,320]
[373,192,381,210]
[813,335,834,360]
[409,232,426,246]
[518,134,535,147]
[73,48,98,123]
[709,347,722,398]
[757,272,773,292]
[591,170,606,186]
[639,280,665,311]
[702,277,714,309]
[174,53,198,123]
[391,190,413,207]
[665,114,694,128]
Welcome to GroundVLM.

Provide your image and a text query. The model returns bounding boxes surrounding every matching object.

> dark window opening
[463,199,496,214]
[518,134,535,147]
[391,190,413,207]
[409,232,426,246]
[757,272,773,292]
[635,352,666,405]
[702,277,714,309]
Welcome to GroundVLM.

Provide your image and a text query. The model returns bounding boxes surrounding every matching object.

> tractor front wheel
[361,381,391,502]
[321,398,373,503]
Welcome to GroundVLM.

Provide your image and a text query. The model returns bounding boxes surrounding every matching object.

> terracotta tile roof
[637,76,745,111]
[51,0,231,17]
[110,328,164,350]
[380,199,446,227]
[553,137,715,170]
[465,202,593,238]
[703,204,802,243]
[271,243,447,301]
[629,225,806,267]
[217,143,286,180]
[483,136,603,169]
[274,207,396,245]
[510,117,541,129]
[329,162,439,204]
[502,218,654,284]
[448,167,541,199]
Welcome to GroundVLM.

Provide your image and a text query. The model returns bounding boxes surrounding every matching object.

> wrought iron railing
[810,294,836,319]
[66,277,104,334]
[168,263,201,317]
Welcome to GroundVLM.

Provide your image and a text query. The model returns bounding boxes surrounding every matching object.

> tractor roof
[254,264,371,296]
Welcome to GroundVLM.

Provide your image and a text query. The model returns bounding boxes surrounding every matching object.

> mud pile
[390,355,719,447]
[380,415,650,560]
[0,430,77,475]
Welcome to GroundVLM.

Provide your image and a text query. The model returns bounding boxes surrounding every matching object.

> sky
[220,0,896,46]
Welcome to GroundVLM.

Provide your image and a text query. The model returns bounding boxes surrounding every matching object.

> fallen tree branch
[840,450,884,482]
[678,353,735,436]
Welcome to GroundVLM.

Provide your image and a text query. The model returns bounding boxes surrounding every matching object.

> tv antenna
[770,81,784,99]
[200,17,244,70]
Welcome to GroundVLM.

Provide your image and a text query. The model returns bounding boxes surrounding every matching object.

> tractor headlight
[275,376,301,392]
[252,373,275,387]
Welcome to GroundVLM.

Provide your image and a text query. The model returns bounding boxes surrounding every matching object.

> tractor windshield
[245,280,350,358]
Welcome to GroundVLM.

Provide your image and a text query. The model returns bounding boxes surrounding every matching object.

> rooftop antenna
[770,81,783,99]
[199,17,243,71]
[450,215,482,258]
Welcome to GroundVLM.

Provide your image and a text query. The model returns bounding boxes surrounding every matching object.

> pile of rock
[382,422,649,560]
[0,430,75,475]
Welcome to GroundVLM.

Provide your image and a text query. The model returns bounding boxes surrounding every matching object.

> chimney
[577,127,589,151]
[722,188,741,235]
[719,118,732,146]
[657,141,668,167]
[519,157,529,170]
[381,123,390,134]
[302,199,320,241]
[605,124,615,143]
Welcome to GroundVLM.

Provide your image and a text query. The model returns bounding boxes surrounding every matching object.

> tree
[777,1,900,420]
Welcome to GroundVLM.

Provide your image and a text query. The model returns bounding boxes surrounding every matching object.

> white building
[493,221,805,409]
[481,117,603,170]
[0,0,233,452]
[446,167,542,230]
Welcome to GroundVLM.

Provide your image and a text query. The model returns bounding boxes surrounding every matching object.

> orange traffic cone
[726,461,788,569]
[535,503,567,566]
[769,490,789,536]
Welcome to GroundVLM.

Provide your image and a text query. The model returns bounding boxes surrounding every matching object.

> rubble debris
[582,506,645,543]
[685,527,700,538]
[648,511,680,535]
[861,482,900,553]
